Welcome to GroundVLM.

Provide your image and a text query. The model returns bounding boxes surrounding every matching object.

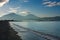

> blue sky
[0,0,60,17]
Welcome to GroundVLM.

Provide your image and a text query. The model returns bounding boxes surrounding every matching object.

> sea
[10,21,60,40]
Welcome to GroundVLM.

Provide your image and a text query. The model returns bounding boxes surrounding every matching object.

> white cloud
[0,11,9,17]
[8,7,20,13]
[23,0,29,2]
[43,0,60,7]
[19,0,29,3]
[0,7,20,17]
[0,12,5,17]
[43,1,57,7]
[19,10,30,16]
[8,7,30,16]
[0,0,9,7]
[57,2,60,5]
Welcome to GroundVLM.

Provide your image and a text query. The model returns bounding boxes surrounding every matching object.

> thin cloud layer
[8,7,30,16]
[0,0,9,7]
[19,0,29,3]
[19,10,30,16]
[8,7,20,13]
[43,0,60,7]
[23,0,29,2]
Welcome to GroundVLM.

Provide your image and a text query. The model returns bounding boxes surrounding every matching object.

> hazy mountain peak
[0,13,40,21]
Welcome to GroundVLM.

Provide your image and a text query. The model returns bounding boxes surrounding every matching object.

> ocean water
[10,21,60,40]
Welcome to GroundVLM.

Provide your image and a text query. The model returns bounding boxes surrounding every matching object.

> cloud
[8,7,30,16]
[43,1,57,7]
[0,11,9,17]
[19,0,29,3]
[0,11,5,17]
[23,0,29,2]
[8,7,20,13]
[0,7,20,17]
[57,2,60,5]
[0,0,9,7]
[19,10,30,16]
[43,0,60,7]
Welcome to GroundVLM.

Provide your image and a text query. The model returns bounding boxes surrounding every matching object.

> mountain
[23,14,40,20]
[0,13,60,21]
[0,13,40,21]
[0,13,23,20]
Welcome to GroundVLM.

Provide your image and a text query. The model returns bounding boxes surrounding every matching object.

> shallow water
[10,21,60,40]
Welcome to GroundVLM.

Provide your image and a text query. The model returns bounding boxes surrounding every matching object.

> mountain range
[0,13,40,21]
[0,13,60,21]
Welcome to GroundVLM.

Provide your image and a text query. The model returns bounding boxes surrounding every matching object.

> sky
[0,0,60,17]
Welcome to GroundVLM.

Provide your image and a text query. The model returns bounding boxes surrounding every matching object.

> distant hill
[39,16,60,21]
[0,13,40,21]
